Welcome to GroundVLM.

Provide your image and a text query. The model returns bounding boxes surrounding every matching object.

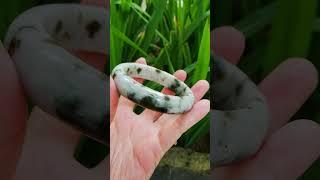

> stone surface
[151,147,210,180]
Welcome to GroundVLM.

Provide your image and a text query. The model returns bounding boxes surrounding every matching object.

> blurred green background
[213,0,320,178]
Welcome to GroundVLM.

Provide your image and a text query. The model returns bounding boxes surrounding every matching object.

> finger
[212,120,320,180]
[189,80,210,102]
[254,120,320,179]
[116,96,136,115]
[259,58,318,135]
[73,50,106,71]
[0,42,27,179]
[156,80,210,127]
[212,26,245,64]
[110,77,119,122]
[158,100,210,152]
[140,70,187,121]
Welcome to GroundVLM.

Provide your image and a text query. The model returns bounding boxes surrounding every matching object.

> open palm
[110,58,210,180]
[212,27,320,180]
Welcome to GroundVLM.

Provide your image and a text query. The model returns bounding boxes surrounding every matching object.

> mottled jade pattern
[211,55,269,167]
[4,4,109,145]
[111,63,194,114]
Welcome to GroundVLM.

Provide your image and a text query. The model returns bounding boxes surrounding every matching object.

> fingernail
[74,136,109,169]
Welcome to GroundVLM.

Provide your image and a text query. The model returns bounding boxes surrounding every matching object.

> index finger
[258,58,318,135]
[212,26,245,64]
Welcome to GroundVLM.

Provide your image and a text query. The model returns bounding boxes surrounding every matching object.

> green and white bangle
[111,63,195,114]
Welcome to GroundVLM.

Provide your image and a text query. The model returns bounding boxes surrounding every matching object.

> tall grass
[111,0,210,148]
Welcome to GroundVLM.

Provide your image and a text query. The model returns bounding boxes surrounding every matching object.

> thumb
[0,42,27,179]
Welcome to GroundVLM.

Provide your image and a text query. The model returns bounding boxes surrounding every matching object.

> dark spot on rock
[224,145,229,152]
[235,83,244,97]
[212,56,226,81]
[140,96,154,107]
[140,95,168,113]
[112,73,117,79]
[164,95,170,101]
[8,38,21,56]
[137,68,142,74]
[183,87,186,93]
[169,79,181,94]
[235,78,248,97]
[155,69,161,73]
[86,20,101,39]
[54,20,63,34]
[55,95,84,123]
[127,92,136,101]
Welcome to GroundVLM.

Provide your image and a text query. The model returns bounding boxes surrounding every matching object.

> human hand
[212,26,320,179]
[110,58,210,180]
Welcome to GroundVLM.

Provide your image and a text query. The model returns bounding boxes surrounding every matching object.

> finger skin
[254,120,320,179]
[0,42,27,179]
[213,120,320,180]
[212,26,245,64]
[259,58,318,135]
[73,50,106,71]
[158,100,210,152]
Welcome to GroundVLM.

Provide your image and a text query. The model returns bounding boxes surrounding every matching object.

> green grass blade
[262,0,318,76]
[140,0,166,51]
[191,19,210,84]
[111,26,149,60]
[234,2,276,38]
[183,10,210,43]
